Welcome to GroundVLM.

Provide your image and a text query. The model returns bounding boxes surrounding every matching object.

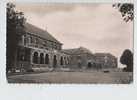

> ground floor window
[53,55,57,67]
[45,54,49,64]
[33,52,38,64]
[40,53,44,64]
[60,56,63,65]
[87,62,92,68]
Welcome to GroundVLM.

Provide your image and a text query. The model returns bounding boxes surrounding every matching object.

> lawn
[7,71,133,84]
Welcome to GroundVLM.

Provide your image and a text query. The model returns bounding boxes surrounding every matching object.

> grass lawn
[7,71,133,84]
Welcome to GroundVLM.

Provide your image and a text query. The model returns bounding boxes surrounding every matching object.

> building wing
[62,47,92,55]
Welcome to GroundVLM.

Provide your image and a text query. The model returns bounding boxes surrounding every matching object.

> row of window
[21,34,61,50]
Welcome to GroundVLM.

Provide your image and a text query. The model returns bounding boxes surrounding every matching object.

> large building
[15,23,70,72]
[94,53,117,69]
[62,47,95,69]
[62,47,117,70]
[8,23,117,72]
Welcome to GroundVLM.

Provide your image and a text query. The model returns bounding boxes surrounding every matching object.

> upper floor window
[28,37,31,44]
[35,38,38,44]
[43,41,47,47]
[30,36,33,43]
[24,35,27,45]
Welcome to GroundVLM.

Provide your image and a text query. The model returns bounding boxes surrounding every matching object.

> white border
[0,0,137,100]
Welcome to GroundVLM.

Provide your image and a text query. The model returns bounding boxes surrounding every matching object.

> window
[33,52,38,64]
[35,38,38,44]
[28,37,31,44]
[40,53,44,64]
[43,41,47,47]
[53,55,57,67]
[45,54,49,64]
[60,56,63,65]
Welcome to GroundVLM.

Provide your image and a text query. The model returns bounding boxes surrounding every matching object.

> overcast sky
[16,3,133,67]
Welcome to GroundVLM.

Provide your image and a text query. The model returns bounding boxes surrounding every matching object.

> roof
[24,23,62,44]
[94,53,116,58]
[62,47,92,55]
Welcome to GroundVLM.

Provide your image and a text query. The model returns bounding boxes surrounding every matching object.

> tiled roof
[62,47,92,55]
[25,23,62,44]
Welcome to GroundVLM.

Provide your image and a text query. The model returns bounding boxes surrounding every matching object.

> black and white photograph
[6,2,133,84]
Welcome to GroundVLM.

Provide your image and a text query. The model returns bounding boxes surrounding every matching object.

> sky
[16,3,133,67]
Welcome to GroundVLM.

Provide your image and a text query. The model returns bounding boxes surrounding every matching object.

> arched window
[40,53,44,64]
[87,62,92,68]
[45,54,49,64]
[53,55,57,68]
[60,56,63,65]
[33,52,38,64]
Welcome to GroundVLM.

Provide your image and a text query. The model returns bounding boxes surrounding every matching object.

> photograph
[6,2,133,84]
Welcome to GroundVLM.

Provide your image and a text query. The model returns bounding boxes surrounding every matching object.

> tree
[120,49,133,72]
[6,3,26,72]
[113,3,134,22]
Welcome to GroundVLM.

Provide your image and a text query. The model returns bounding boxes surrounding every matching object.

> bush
[120,49,133,72]
[26,68,34,72]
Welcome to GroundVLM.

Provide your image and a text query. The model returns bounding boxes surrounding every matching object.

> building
[62,47,95,69]
[94,53,117,69]
[8,23,117,72]
[15,23,70,72]
[62,47,117,70]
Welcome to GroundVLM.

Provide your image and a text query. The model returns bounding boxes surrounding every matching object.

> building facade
[8,23,117,72]
[15,23,70,72]
[63,47,117,70]
[94,53,117,69]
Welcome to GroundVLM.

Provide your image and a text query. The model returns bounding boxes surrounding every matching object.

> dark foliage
[120,49,133,72]
[113,3,134,22]
[26,68,34,72]
[6,3,26,72]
